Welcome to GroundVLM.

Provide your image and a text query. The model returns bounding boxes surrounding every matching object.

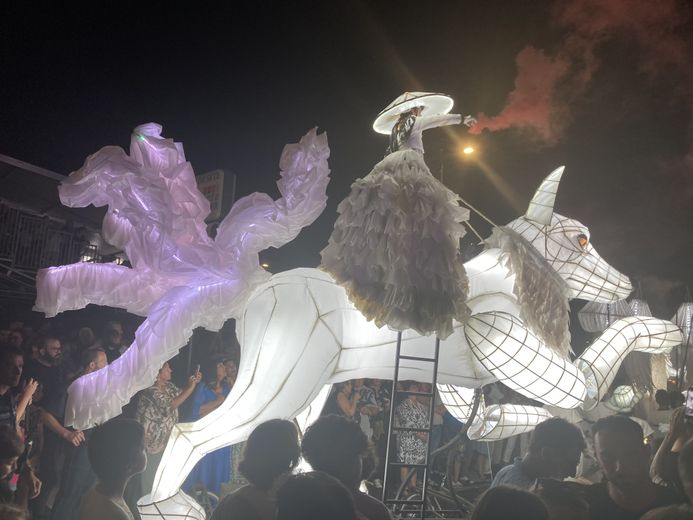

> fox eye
[577,234,589,250]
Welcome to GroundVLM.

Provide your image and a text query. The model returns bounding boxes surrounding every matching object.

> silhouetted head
[238,419,300,490]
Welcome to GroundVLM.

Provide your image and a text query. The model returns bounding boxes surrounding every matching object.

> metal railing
[0,201,101,278]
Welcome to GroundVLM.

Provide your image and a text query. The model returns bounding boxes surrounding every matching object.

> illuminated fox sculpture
[35,126,681,519]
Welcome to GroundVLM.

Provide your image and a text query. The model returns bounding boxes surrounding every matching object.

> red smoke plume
[470,0,693,143]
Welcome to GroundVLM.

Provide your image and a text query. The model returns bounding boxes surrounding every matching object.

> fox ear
[525,166,565,225]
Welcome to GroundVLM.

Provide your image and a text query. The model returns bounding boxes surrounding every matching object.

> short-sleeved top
[135,382,180,454]
[490,458,536,490]
[583,482,683,520]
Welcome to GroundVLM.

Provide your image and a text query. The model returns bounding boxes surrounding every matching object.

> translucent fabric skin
[34,124,330,430]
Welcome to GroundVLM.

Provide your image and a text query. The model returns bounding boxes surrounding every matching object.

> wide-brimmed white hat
[372,91,454,134]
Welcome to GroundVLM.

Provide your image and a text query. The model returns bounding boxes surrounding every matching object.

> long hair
[387,109,418,154]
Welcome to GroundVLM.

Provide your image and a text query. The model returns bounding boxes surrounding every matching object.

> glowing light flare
[462,146,475,155]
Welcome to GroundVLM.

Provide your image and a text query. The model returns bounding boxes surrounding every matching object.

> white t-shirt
[78,487,134,520]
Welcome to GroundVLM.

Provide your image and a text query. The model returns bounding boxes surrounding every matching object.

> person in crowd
[656,390,672,411]
[15,379,38,434]
[585,415,683,519]
[77,418,147,520]
[677,437,693,503]
[652,407,693,492]
[62,327,96,380]
[353,379,379,440]
[183,356,236,496]
[210,419,300,520]
[8,331,23,350]
[50,348,108,520]
[96,321,127,363]
[395,380,429,492]
[534,479,589,520]
[24,335,80,518]
[0,346,24,429]
[22,335,64,397]
[135,362,201,496]
[302,414,391,520]
[471,485,548,520]
[276,471,359,520]
[323,380,360,420]
[368,379,391,437]
[0,346,42,503]
[490,417,585,490]
[0,424,40,511]
[367,379,391,483]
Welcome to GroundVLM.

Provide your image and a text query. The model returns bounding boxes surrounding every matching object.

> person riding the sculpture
[321,92,476,338]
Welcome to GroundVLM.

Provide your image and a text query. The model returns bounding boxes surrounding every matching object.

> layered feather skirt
[320,149,470,339]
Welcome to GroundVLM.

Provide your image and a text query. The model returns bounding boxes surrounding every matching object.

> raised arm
[416,113,462,132]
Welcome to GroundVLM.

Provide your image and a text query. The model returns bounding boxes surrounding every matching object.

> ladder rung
[386,499,426,505]
[388,462,429,468]
[391,426,431,433]
[399,355,436,363]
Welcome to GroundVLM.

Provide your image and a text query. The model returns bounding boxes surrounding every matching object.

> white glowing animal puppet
[36,125,681,518]
[146,167,679,515]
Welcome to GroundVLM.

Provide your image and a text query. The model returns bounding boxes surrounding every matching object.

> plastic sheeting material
[34,124,331,430]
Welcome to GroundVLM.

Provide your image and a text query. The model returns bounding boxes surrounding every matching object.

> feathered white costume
[321,92,474,339]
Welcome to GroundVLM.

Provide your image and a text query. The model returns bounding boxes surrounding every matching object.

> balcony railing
[0,201,102,284]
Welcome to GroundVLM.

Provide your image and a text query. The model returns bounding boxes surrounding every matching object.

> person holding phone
[650,395,693,493]
[134,362,201,498]
[183,356,237,497]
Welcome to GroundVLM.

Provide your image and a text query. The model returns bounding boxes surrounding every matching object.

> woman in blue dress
[183,356,238,497]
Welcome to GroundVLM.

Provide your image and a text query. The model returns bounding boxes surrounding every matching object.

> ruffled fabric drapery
[321,149,470,339]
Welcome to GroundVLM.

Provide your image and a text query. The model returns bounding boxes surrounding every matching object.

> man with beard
[96,322,126,364]
[24,335,83,519]
[585,415,683,519]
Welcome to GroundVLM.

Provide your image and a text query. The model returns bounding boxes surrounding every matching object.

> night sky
[2,0,692,317]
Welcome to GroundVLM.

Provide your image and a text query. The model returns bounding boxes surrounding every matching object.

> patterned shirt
[136,382,180,454]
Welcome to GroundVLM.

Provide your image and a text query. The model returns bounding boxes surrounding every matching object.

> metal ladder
[382,331,441,518]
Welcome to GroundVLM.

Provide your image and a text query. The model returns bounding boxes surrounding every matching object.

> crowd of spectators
[0,317,246,520]
[5,316,693,519]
